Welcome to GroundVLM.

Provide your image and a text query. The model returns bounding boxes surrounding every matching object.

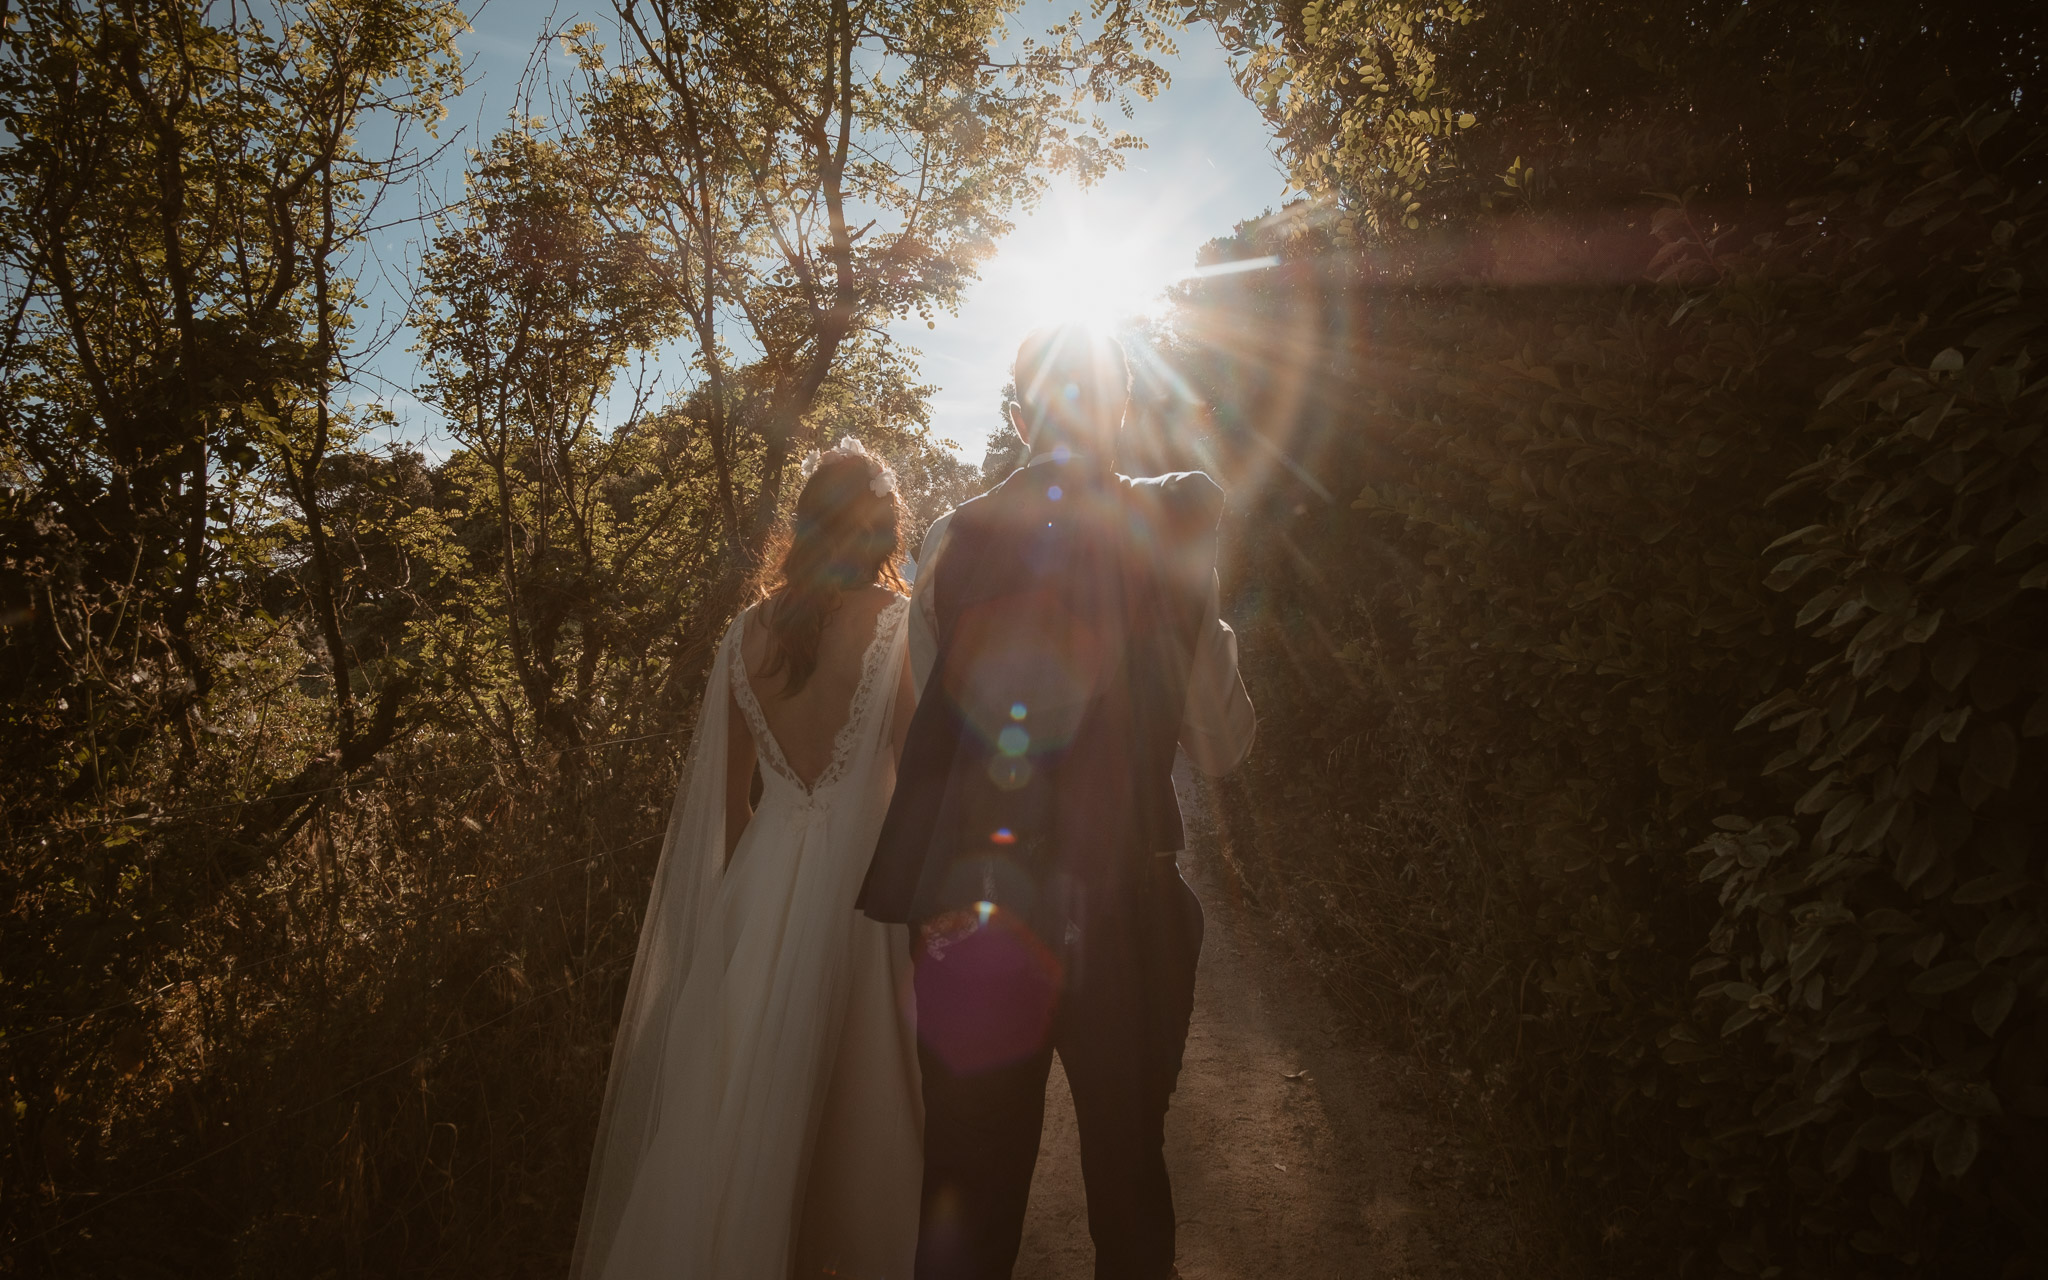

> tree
[1166,0,2048,1269]
[559,0,1180,578]
[0,0,462,840]
[415,131,685,751]
[1205,0,2044,244]
[0,1,460,1255]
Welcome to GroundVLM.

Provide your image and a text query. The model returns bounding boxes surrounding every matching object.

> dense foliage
[6,0,2043,1272]
[1173,0,2047,1272]
[0,0,1168,1271]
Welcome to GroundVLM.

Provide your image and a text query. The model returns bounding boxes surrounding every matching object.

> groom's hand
[917,907,982,958]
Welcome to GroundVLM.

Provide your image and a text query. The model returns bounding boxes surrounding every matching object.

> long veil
[570,615,743,1280]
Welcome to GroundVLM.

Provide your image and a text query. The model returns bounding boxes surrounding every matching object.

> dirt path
[1013,768,1499,1279]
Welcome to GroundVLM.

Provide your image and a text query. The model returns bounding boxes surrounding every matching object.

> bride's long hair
[753,439,908,695]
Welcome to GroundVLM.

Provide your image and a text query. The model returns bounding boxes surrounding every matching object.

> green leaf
[1972,972,2017,1036]
[1831,714,1885,759]
[1907,395,1955,439]
[1975,911,2041,964]
[1929,347,1965,374]
[1766,553,1826,591]
[1763,747,1806,774]
[1761,1099,1833,1135]
[1789,927,1832,979]
[1818,793,1868,843]
[1912,932,1948,967]
[1854,1111,1910,1150]
[1862,575,1911,614]
[1932,1114,1980,1179]
[1663,1039,1716,1064]
[1860,1063,1921,1098]
[1964,723,2017,790]
[1892,1144,1923,1205]
[1918,546,1973,585]
[1926,1072,2002,1117]
[1995,511,2048,561]
[1952,869,2029,905]
[1906,959,1978,995]
[1820,1009,1885,1043]
[1735,690,1801,732]
[1902,608,1944,643]
[1894,826,1942,889]
[1797,587,1844,628]
[1796,774,1844,815]
[1765,524,1828,554]
[1721,1005,1763,1036]
[1931,637,1979,690]
[1843,800,1901,853]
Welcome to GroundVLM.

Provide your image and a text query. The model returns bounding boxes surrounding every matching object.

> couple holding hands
[573,324,1255,1280]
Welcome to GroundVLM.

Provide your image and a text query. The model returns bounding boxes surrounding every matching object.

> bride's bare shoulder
[737,597,776,670]
[847,584,907,614]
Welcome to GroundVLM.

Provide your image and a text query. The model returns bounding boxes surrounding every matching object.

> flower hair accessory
[801,435,897,498]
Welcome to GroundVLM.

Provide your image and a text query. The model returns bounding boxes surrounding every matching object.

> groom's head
[1008,324,1130,459]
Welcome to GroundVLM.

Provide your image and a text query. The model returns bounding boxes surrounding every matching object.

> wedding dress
[572,598,922,1280]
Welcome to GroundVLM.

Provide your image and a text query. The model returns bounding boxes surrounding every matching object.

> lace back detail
[731,597,908,795]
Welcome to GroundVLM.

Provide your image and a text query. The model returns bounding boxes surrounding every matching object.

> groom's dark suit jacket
[859,458,1220,934]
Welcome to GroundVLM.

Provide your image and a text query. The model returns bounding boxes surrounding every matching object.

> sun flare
[988,185,1181,333]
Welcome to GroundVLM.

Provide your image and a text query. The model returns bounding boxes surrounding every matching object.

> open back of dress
[573,599,922,1280]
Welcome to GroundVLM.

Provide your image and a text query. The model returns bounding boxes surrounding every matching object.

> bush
[1173,107,2046,1272]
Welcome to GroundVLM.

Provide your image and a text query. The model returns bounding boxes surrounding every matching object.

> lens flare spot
[1047,485,1063,501]
[1009,702,1028,720]
[991,827,1016,845]
[997,726,1030,756]
[913,909,1062,1073]
[987,755,1033,790]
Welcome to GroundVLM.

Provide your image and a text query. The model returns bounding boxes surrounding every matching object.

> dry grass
[8,731,686,1278]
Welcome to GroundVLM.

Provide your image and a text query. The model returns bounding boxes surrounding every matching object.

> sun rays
[985,183,1187,331]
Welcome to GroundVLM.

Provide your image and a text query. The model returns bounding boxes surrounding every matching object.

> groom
[860,324,1255,1280]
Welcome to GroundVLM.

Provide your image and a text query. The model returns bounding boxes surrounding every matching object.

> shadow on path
[1014,764,1506,1279]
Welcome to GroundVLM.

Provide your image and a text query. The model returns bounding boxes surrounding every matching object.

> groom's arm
[906,510,954,697]
[1149,471,1254,775]
[1180,569,1256,775]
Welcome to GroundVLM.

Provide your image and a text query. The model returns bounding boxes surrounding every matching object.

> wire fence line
[7,952,636,1254]
[3,828,667,1046]
[7,726,689,841]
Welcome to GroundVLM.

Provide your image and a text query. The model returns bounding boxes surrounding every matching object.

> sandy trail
[1012,767,1492,1280]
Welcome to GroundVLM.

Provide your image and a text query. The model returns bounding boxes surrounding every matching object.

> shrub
[1174,108,2046,1272]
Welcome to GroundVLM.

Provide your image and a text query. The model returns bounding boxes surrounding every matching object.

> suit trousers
[911,858,1204,1280]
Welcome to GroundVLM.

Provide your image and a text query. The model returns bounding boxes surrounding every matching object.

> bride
[572,439,923,1280]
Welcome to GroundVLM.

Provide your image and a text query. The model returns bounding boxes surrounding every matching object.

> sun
[986,184,1182,333]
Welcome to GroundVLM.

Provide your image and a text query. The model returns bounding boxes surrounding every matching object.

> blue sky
[350,2,1289,461]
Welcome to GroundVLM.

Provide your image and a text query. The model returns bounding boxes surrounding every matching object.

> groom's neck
[1023,441,1113,470]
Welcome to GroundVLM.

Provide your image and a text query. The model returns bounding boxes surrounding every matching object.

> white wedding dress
[572,598,923,1280]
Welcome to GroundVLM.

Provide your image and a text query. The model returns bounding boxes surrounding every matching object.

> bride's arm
[724,685,756,862]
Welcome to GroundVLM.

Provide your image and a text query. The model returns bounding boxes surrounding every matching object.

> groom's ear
[1007,402,1030,448]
